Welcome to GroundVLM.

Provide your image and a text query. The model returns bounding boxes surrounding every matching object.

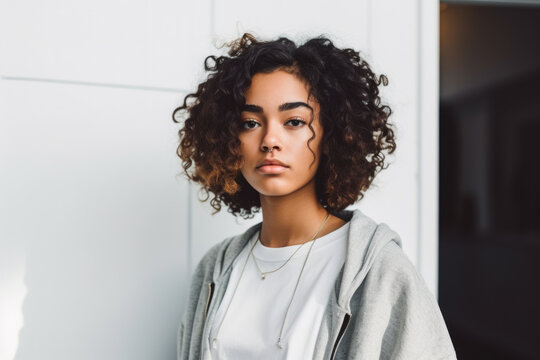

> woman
[173,33,456,360]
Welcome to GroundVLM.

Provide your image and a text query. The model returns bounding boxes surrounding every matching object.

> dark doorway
[439,2,540,359]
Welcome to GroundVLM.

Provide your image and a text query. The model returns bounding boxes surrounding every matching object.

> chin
[247,179,294,197]
[242,171,313,197]
[255,186,295,197]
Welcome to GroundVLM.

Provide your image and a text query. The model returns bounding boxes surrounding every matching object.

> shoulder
[191,222,259,282]
[191,235,235,281]
[372,240,423,287]
[364,240,437,312]
[355,240,457,359]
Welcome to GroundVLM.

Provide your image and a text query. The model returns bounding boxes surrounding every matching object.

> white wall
[0,0,439,359]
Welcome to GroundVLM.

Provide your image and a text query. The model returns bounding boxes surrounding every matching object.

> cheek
[238,139,256,169]
[238,136,249,155]
[300,129,323,154]
[294,143,320,174]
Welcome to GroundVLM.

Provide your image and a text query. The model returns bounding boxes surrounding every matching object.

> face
[238,69,323,197]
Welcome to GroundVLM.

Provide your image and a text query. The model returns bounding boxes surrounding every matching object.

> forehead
[244,70,316,108]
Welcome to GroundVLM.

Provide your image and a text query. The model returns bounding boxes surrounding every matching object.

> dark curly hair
[172,33,396,219]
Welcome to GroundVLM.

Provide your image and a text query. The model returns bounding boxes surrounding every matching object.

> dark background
[439,3,540,359]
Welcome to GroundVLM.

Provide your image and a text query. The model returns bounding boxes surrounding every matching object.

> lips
[256,158,289,175]
[256,159,288,168]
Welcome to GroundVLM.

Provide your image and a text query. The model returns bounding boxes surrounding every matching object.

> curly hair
[172,33,396,219]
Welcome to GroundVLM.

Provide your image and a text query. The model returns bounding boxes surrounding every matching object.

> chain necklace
[251,231,309,280]
[211,211,330,350]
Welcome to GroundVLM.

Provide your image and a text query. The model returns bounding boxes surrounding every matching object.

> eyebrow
[241,101,314,113]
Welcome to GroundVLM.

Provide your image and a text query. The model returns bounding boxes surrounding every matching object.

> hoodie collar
[212,208,401,313]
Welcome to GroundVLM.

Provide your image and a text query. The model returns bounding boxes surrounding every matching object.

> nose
[260,121,282,153]
[262,145,278,153]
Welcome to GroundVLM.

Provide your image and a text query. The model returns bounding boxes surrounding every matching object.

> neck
[258,179,332,248]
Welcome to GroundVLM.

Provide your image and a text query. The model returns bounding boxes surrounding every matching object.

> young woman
[173,33,456,360]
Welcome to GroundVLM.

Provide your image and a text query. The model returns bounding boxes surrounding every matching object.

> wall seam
[366,0,372,56]
[416,0,424,275]
[1,76,188,93]
[210,0,216,38]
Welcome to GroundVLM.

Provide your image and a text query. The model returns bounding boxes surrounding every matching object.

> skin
[238,69,346,248]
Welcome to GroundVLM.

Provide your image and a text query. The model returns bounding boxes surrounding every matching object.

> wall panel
[0,0,213,91]
[213,0,370,51]
[362,0,420,265]
[0,79,188,359]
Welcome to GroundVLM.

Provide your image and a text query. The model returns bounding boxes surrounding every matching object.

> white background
[0,0,439,359]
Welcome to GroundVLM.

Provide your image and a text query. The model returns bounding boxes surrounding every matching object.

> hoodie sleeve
[346,240,457,360]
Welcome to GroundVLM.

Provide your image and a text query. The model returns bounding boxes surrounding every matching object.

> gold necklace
[211,211,330,350]
[251,232,309,280]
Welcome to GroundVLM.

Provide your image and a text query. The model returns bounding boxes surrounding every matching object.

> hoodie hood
[332,209,402,313]
[210,208,402,314]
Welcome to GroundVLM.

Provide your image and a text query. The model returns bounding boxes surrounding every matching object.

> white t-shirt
[208,220,350,359]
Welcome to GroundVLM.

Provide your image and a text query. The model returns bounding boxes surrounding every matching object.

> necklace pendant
[261,273,266,280]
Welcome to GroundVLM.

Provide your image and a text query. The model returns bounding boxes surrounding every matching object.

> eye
[242,119,260,129]
[286,118,306,127]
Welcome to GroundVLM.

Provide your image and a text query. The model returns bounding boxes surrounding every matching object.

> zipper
[204,282,215,320]
[329,313,351,360]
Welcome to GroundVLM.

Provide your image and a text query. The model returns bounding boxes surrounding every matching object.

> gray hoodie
[177,209,457,360]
